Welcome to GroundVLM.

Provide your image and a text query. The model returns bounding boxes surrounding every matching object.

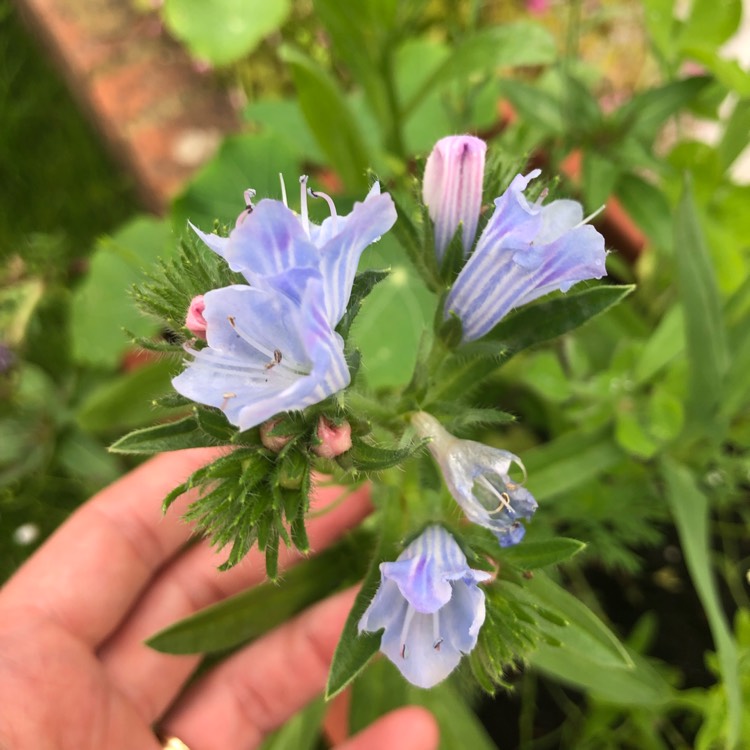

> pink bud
[313,418,352,459]
[185,295,208,338]
[422,135,486,264]
[525,0,549,14]
[260,419,293,452]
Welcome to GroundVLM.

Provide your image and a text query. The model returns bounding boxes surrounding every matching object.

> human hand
[0,448,439,750]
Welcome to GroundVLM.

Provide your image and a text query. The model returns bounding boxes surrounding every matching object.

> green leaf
[279,46,372,191]
[481,284,634,353]
[673,179,728,433]
[634,306,684,384]
[350,234,437,388]
[148,531,372,654]
[259,698,326,750]
[326,493,404,699]
[109,411,226,455]
[348,436,427,473]
[499,538,585,569]
[681,46,750,97]
[428,286,634,404]
[719,99,750,171]
[508,572,633,670]
[523,429,624,502]
[171,132,299,231]
[662,459,742,745]
[163,0,290,66]
[679,0,742,50]
[337,268,390,341]
[403,22,556,118]
[615,173,672,250]
[614,76,711,143]
[243,98,325,164]
[76,360,177,433]
[500,79,566,136]
[350,658,498,750]
[70,217,173,368]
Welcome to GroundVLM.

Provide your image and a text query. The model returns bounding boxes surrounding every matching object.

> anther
[433,638,443,651]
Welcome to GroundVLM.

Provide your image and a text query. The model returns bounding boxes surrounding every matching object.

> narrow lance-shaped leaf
[148,530,373,655]
[280,46,371,191]
[427,285,634,405]
[326,490,404,699]
[673,179,728,435]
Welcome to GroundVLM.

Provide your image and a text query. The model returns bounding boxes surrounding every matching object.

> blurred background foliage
[2,0,749,747]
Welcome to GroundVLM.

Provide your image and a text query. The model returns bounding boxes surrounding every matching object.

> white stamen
[576,204,605,228]
[399,605,416,659]
[432,610,442,650]
[299,175,310,238]
[308,187,338,232]
[226,316,309,375]
[243,188,256,208]
[279,173,288,207]
[477,475,513,513]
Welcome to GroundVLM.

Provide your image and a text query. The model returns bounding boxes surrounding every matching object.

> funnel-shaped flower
[423,135,486,264]
[172,278,349,431]
[412,413,537,547]
[190,179,397,328]
[359,524,491,688]
[445,169,607,341]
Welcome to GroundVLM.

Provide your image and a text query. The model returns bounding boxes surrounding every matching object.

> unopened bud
[260,419,293,452]
[185,295,208,338]
[313,418,352,459]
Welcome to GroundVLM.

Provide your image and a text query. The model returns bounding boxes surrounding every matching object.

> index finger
[0,448,223,645]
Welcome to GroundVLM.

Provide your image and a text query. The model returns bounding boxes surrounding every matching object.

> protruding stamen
[576,204,606,228]
[477,475,513,513]
[299,175,310,237]
[399,605,416,660]
[235,188,257,226]
[536,187,549,205]
[221,392,236,410]
[432,610,442,651]
[279,173,288,207]
[308,187,338,232]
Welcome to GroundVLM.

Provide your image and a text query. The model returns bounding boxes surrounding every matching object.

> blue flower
[359,525,491,688]
[422,135,486,264]
[412,413,538,547]
[444,169,607,342]
[173,179,397,431]
[190,179,397,327]
[172,278,350,431]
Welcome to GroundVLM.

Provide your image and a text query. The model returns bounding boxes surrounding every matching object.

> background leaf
[163,0,290,66]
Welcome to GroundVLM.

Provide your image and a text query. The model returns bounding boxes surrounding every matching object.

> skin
[0,448,439,750]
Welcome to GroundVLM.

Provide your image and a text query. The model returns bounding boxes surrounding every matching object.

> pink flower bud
[422,135,486,264]
[185,295,207,338]
[525,0,549,14]
[260,419,293,452]
[313,418,352,459]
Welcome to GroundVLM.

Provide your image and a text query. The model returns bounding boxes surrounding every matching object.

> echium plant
[115,134,631,693]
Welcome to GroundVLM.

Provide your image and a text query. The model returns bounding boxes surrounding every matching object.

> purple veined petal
[172,279,350,431]
[359,524,490,688]
[379,607,465,689]
[225,200,320,282]
[316,186,397,325]
[445,171,607,341]
[422,135,487,263]
[411,414,538,547]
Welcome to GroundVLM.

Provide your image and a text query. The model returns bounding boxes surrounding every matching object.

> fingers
[338,707,439,750]
[99,481,371,722]
[0,448,223,646]
[160,589,357,749]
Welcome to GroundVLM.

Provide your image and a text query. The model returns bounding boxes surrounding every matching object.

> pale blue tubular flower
[190,179,397,327]
[172,277,350,431]
[359,524,492,689]
[445,169,607,341]
[412,413,538,547]
[422,135,486,264]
